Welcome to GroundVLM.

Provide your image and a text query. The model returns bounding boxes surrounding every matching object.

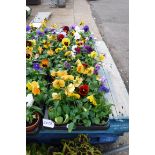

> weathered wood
[96,41,129,119]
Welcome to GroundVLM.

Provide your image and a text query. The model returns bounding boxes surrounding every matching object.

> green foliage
[26,105,43,124]
[26,134,102,155]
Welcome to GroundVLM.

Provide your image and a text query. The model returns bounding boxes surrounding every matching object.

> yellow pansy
[31,81,39,89]
[51,71,57,77]
[52,93,61,100]
[55,47,62,53]
[51,23,58,28]
[99,54,105,61]
[65,83,75,95]
[62,75,74,81]
[29,23,34,28]
[87,95,97,106]
[89,51,98,58]
[26,46,33,52]
[28,39,36,46]
[62,46,67,50]
[77,64,84,74]
[84,67,94,76]
[26,82,32,91]
[73,76,83,87]
[47,34,57,41]
[80,21,84,26]
[26,50,32,60]
[57,70,68,77]
[76,59,82,65]
[38,46,43,54]
[68,93,80,99]
[43,41,51,49]
[53,79,65,89]
[47,49,54,56]
[65,51,71,56]
[62,38,70,47]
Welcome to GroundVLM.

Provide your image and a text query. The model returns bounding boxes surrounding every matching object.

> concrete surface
[89,0,129,92]
[26,0,129,154]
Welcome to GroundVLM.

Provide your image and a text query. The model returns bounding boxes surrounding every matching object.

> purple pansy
[84,45,93,53]
[83,25,89,32]
[64,61,71,69]
[70,24,76,30]
[44,28,49,33]
[36,29,44,36]
[26,25,31,31]
[94,64,100,74]
[33,63,40,71]
[99,84,110,93]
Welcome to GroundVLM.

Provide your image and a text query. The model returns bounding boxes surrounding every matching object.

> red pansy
[79,84,89,96]
[57,34,65,41]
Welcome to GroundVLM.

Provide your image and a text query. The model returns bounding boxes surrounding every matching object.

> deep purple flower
[36,29,44,36]
[84,45,93,53]
[83,25,89,32]
[26,25,31,31]
[64,61,71,69]
[33,63,40,71]
[44,28,49,33]
[99,84,110,93]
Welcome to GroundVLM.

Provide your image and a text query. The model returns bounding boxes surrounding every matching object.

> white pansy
[74,32,81,40]
[71,51,75,58]
[72,45,77,52]
[75,26,84,33]
[26,94,34,107]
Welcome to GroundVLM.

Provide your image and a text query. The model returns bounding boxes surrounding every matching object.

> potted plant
[26,104,43,132]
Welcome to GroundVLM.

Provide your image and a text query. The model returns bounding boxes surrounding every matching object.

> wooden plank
[96,41,129,119]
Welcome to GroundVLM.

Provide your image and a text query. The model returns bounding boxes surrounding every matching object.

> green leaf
[63,114,69,124]
[83,119,91,127]
[93,117,100,125]
[55,116,63,124]
[68,122,75,133]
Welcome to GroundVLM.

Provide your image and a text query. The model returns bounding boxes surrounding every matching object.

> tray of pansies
[26,21,112,133]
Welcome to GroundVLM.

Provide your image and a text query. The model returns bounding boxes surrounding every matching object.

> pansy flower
[26,25,31,32]
[83,25,89,32]
[87,95,97,106]
[26,40,33,47]
[52,93,61,100]
[99,84,109,93]
[47,49,54,56]
[40,59,49,68]
[63,26,69,33]
[53,79,65,89]
[79,84,89,96]
[62,38,70,47]
[57,33,65,41]
[26,51,32,60]
[33,62,40,71]
[73,76,83,87]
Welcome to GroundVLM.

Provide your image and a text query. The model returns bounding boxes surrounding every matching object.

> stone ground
[89,0,129,92]
[26,0,129,154]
